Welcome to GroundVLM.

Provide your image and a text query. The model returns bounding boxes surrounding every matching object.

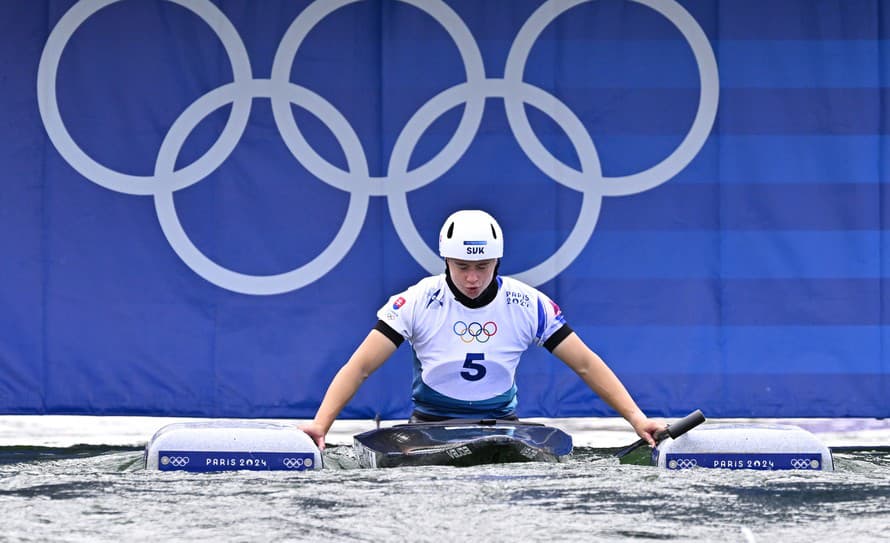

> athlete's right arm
[299,329,398,449]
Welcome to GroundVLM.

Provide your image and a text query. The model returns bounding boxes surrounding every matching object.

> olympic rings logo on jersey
[453,320,498,343]
[37,0,718,295]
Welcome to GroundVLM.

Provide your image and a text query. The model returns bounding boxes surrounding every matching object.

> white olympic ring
[37,0,718,295]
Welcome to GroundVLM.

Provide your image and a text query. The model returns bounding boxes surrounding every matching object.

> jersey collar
[444,263,501,308]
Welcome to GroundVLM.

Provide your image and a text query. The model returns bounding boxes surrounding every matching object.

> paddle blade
[615,410,707,465]
[616,439,655,465]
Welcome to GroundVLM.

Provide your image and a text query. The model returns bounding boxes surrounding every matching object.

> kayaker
[301,210,665,449]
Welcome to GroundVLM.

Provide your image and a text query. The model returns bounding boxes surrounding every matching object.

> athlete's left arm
[551,332,665,445]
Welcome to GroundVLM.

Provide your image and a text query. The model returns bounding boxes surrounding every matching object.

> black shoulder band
[544,324,574,352]
[374,320,405,347]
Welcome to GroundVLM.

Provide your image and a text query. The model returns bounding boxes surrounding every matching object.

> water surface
[1,442,887,542]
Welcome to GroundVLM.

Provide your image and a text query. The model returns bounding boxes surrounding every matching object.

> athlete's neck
[445,264,500,308]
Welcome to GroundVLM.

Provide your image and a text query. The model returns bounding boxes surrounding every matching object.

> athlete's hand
[299,421,327,450]
[628,414,665,447]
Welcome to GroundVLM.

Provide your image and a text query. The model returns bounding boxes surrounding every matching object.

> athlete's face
[447,258,497,299]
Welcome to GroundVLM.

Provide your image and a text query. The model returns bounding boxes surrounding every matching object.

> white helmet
[438,210,504,261]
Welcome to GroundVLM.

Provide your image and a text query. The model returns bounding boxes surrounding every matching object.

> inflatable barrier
[143,415,833,472]
[144,420,322,472]
[653,424,834,471]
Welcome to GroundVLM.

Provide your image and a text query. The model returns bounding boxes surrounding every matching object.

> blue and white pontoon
[144,420,323,472]
[652,423,834,471]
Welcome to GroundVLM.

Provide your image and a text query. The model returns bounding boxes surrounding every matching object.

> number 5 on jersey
[461,353,486,381]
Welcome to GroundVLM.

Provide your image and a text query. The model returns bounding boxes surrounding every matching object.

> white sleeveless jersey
[377,275,567,418]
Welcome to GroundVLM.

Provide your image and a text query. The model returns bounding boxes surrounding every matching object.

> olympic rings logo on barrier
[668,458,698,470]
[37,0,718,295]
[453,320,498,343]
[282,457,312,469]
[790,458,819,470]
[161,455,190,468]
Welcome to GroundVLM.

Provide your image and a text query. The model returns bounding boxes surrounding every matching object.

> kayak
[353,419,573,468]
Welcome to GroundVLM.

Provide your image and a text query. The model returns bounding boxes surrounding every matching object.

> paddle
[615,409,706,464]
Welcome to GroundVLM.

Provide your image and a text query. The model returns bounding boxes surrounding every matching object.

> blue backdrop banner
[1,0,886,418]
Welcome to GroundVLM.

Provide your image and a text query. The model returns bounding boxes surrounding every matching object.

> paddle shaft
[664,409,706,439]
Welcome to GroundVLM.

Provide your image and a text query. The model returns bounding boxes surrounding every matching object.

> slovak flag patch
[393,297,406,310]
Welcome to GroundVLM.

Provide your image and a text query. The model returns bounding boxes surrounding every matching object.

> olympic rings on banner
[453,320,497,343]
[37,0,718,295]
